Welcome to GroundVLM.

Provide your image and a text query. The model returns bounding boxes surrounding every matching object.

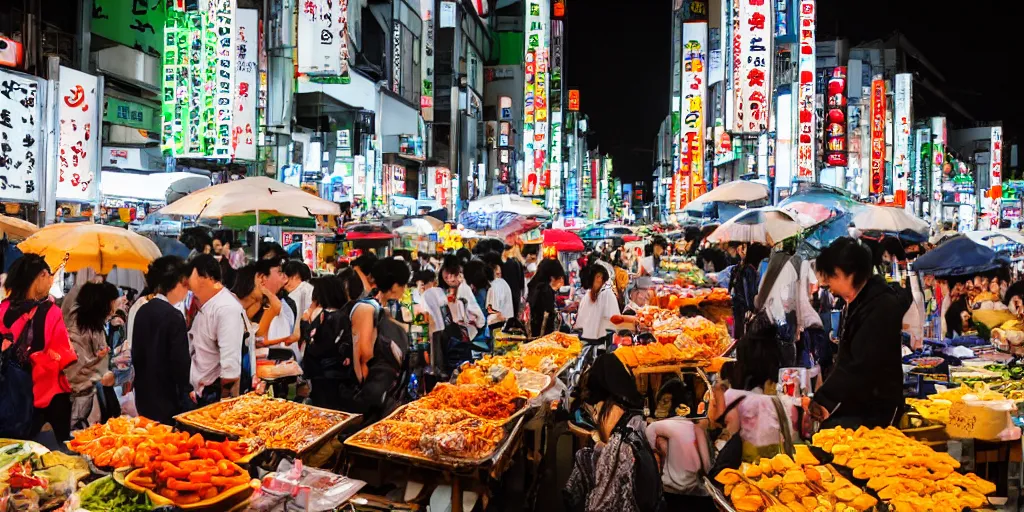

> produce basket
[120,468,256,510]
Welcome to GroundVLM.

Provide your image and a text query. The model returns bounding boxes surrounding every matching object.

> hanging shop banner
[298,0,344,75]
[729,0,741,131]
[421,0,434,120]
[824,67,846,167]
[568,89,579,111]
[869,77,886,196]
[733,0,770,133]
[232,9,258,161]
[57,66,100,202]
[796,0,815,179]
[0,69,43,203]
[893,73,912,208]
[103,96,158,132]
[930,118,945,224]
[162,1,236,158]
[670,10,682,211]
[549,20,563,200]
[915,127,930,216]
[522,0,547,196]
[721,0,733,124]
[213,0,235,158]
[92,0,167,56]
[682,22,707,201]
[989,126,1003,227]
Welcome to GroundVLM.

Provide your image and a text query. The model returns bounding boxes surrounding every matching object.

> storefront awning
[380,91,421,137]
[295,69,377,111]
[101,171,211,204]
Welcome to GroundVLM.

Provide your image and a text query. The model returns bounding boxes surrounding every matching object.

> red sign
[591,159,599,199]
[869,78,886,195]
[568,89,580,111]
[553,0,565,17]
[825,67,847,167]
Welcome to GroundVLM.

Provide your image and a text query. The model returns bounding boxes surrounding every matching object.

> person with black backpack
[300,273,356,410]
[337,257,410,423]
[565,354,664,512]
[0,254,78,442]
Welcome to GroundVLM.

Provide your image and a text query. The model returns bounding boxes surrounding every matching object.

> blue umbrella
[911,236,1009,277]
[803,211,854,250]
[147,235,190,259]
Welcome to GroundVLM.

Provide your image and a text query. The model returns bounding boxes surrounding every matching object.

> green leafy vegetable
[79,476,152,512]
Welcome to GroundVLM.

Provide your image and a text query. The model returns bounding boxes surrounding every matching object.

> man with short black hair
[351,253,377,298]
[133,256,192,424]
[283,260,313,320]
[256,258,301,361]
[187,254,248,404]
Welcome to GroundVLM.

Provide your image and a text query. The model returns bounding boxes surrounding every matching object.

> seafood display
[175,393,353,453]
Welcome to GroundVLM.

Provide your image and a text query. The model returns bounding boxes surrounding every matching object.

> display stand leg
[451,474,462,512]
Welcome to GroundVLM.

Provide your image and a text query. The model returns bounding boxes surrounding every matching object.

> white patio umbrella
[685,180,770,211]
[394,218,435,236]
[964,230,1024,248]
[852,205,929,237]
[706,207,803,245]
[156,176,341,254]
[467,194,551,218]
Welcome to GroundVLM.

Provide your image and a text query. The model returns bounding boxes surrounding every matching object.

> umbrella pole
[255,209,260,260]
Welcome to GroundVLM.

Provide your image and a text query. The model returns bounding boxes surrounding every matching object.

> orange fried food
[418,383,522,420]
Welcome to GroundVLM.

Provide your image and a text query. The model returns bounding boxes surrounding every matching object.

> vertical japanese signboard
[549,20,563,203]
[930,117,945,224]
[212,0,235,158]
[0,70,42,203]
[670,8,682,211]
[233,9,258,161]
[734,0,770,133]
[522,0,547,196]
[824,67,847,167]
[989,126,1003,228]
[421,0,434,121]
[893,73,912,208]
[92,0,167,56]
[682,22,707,202]
[57,67,100,202]
[298,0,344,75]
[915,126,930,216]
[568,90,579,111]
[163,1,236,158]
[869,77,886,196]
[796,0,815,179]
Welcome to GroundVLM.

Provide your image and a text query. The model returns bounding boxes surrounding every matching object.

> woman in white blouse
[574,263,620,343]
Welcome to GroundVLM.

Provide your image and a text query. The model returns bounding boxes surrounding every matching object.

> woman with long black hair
[0,254,77,441]
[66,282,123,428]
[729,243,770,339]
[527,258,566,337]
[300,272,359,410]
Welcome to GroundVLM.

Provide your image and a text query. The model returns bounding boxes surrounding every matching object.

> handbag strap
[770,395,796,456]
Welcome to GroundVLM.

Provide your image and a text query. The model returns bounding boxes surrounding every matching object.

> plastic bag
[117,389,137,418]
[246,458,364,512]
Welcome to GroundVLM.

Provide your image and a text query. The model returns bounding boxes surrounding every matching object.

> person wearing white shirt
[256,259,302,362]
[575,264,620,342]
[481,253,514,330]
[283,261,314,323]
[187,254,248,404]
[440,257,486,340]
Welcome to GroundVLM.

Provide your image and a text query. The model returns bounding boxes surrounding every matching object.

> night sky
[566,0,1023,184]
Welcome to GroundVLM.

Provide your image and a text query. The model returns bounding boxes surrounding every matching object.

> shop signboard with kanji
[522,0,548,196]
[733,0,771,134]
[0,69,43,203]
[824,67,846,168]
[298,0,346,76]
[233,8,258,161]
[893,73,912,207]
[57,67,100,202]
[682,22,707,202]
[92,0,167,57]
[869,77,886,196]
[796,0,815,179]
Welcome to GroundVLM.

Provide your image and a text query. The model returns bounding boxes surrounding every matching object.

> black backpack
[0,301,53,438]
[336,299,408,421]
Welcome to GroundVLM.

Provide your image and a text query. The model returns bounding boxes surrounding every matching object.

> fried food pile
[472,332,582,376]
[615,314,730,368]
[176,393,351,452]
[813,426,995,511]
[348,382,522,461]
[716,448,878,512]
[68,417,253,506]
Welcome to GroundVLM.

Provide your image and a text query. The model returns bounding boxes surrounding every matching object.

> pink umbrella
[782,201,835,225]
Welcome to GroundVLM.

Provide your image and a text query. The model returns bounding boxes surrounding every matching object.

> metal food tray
[344,410,527,473]
[174,397,361,455]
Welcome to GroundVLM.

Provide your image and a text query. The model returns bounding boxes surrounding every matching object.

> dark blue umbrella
[911,236,1009,277]
[803,211,854,250]
[147,235,190,259]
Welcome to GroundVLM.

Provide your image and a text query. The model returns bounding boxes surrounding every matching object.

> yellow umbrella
[17,223,161,274]
[0,215,39,241]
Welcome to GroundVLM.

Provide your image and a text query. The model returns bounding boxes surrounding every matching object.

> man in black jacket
[132,256,193,424]
[808,237,909,429]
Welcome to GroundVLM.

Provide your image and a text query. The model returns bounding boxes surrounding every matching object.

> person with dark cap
[564,354,664,512]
